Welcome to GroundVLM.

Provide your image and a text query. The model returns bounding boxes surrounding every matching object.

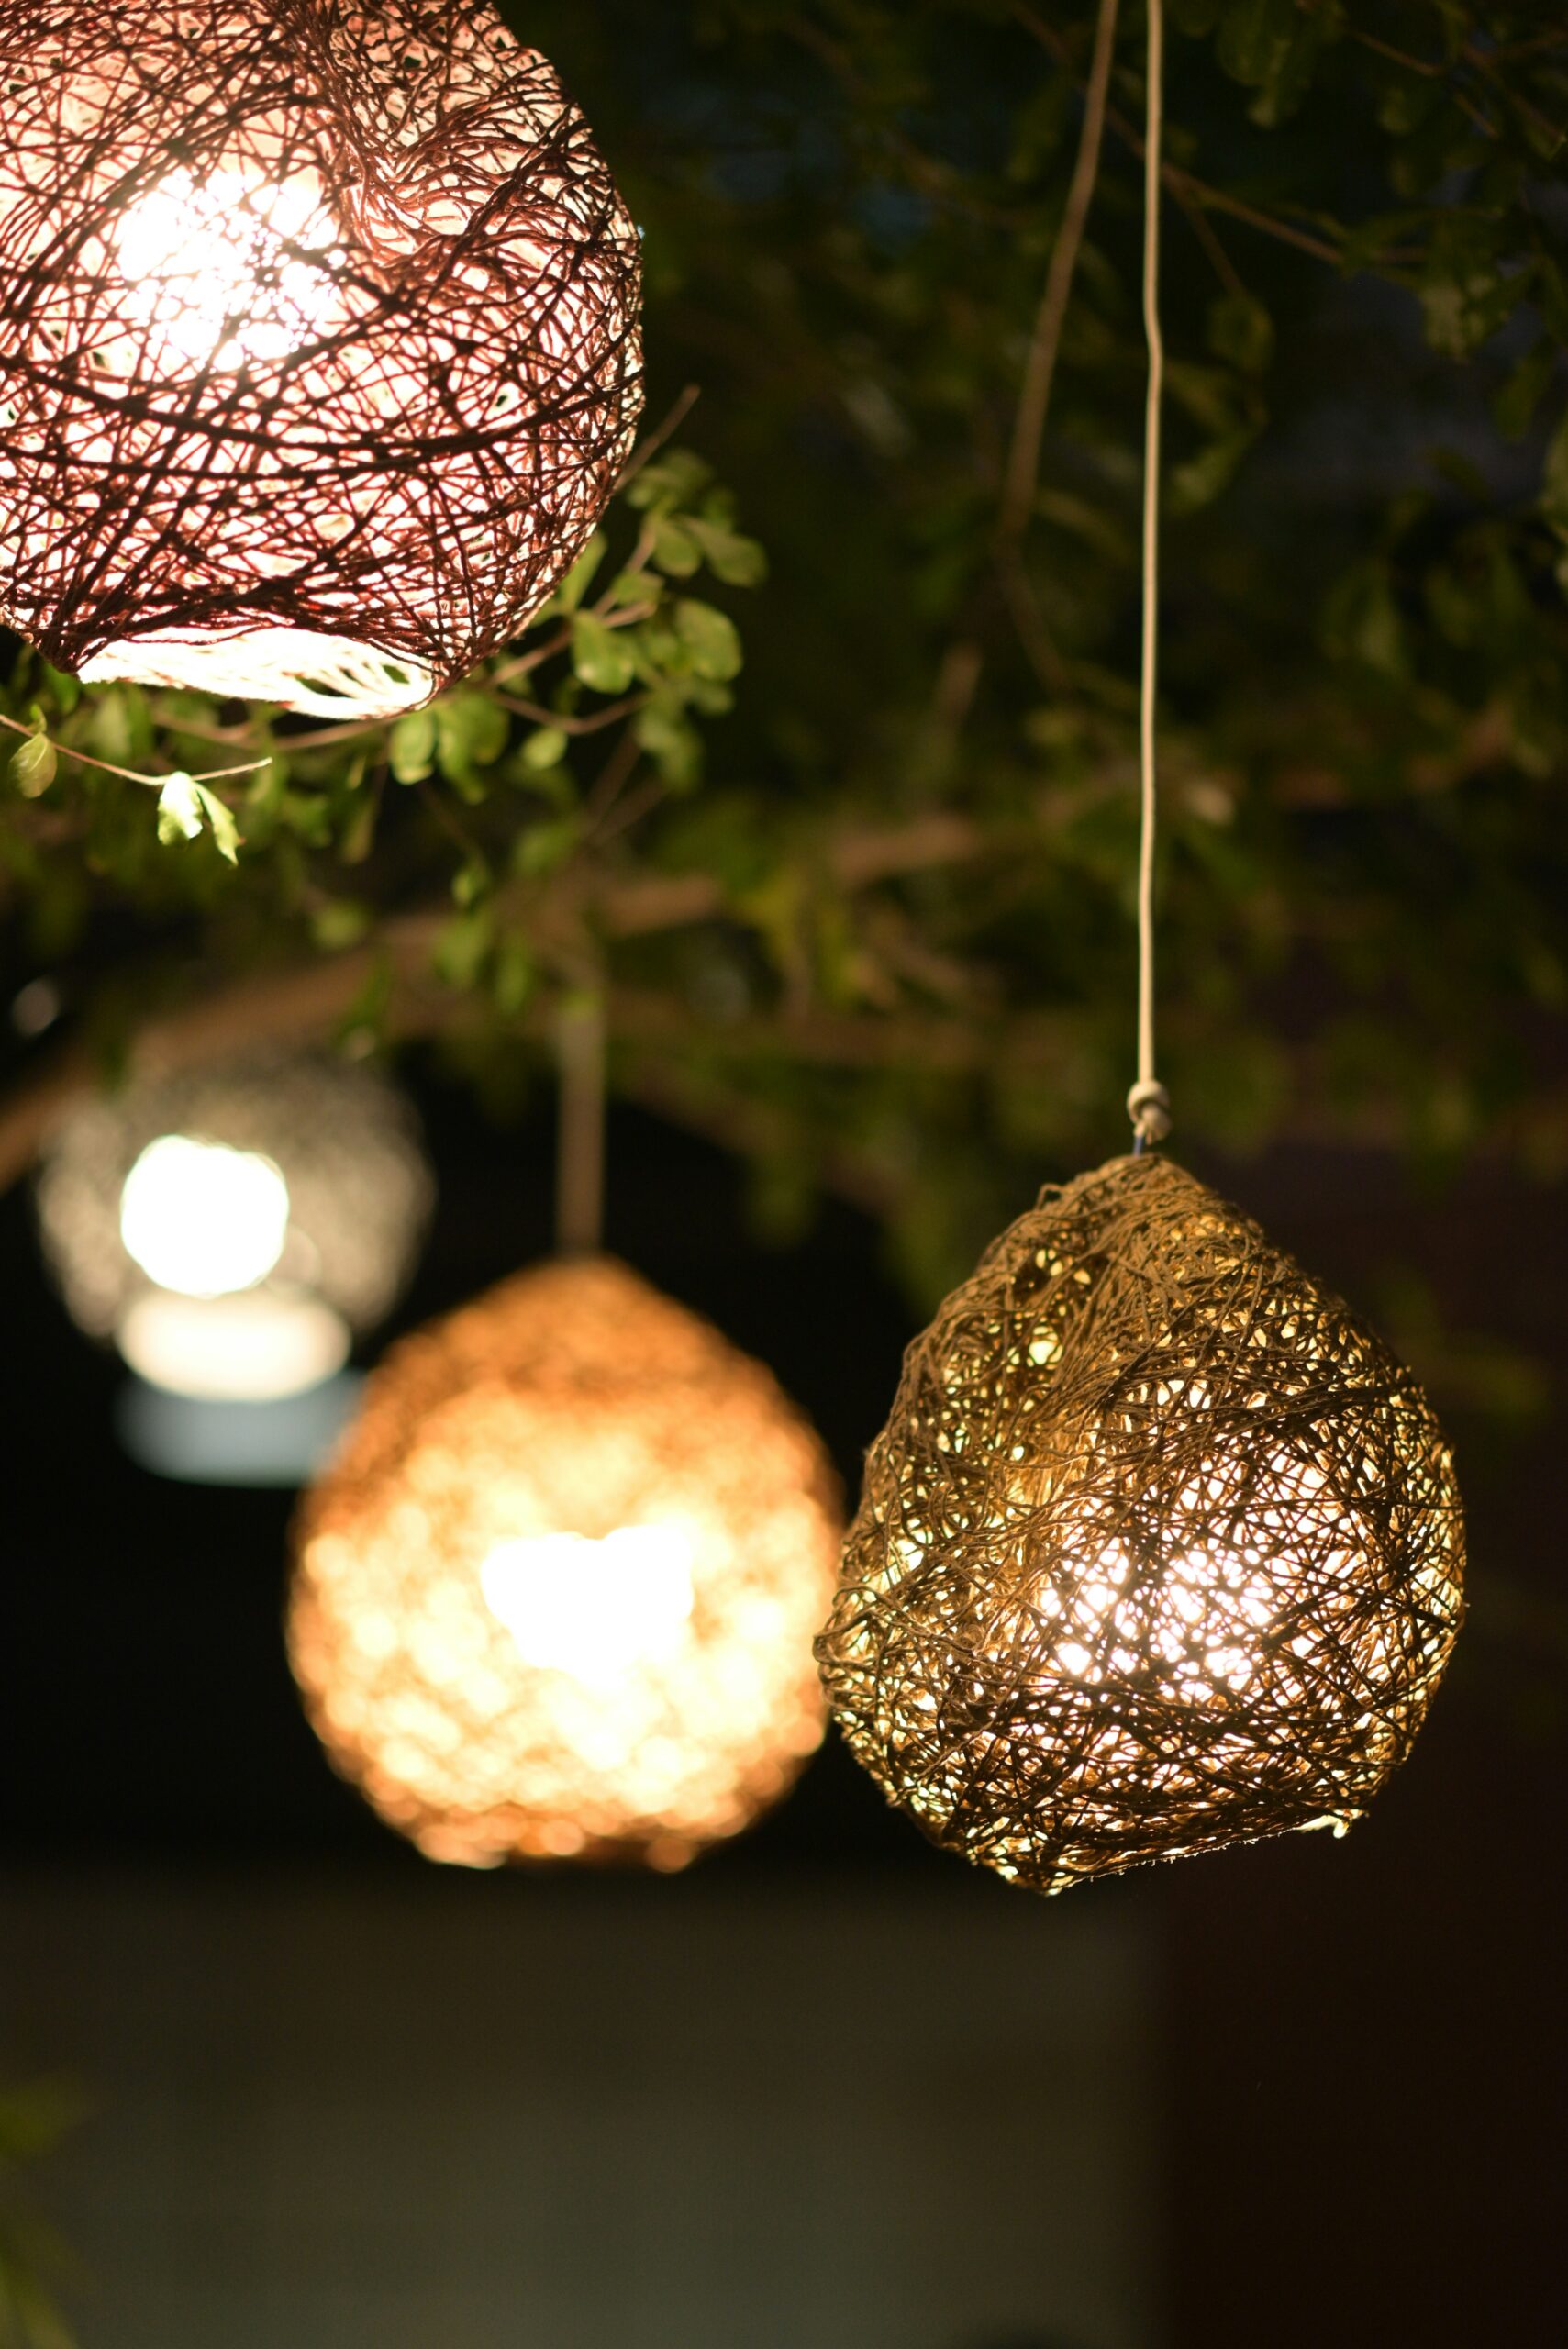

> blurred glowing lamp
[289,1256,841,1869]
[0,1,644,717]
[37,1052,432,1402]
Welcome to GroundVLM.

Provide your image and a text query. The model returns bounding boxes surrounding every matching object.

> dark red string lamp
[0,1,643,717]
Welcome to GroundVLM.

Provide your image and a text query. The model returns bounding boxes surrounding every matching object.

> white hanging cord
[556,985,607,1256]
[1128,0,1173,1153]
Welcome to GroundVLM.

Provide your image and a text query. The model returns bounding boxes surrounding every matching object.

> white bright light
[114,166,339,373]
[481,1524,696,1684]
[117,1290,351,1403]
[119,1133,291,1298]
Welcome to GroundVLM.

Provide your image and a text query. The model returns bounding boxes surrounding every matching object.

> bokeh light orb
[0,1,644,716]
[817,1153,1465,1896]
[289,1256,842,1869]
[37,1051,433,1400]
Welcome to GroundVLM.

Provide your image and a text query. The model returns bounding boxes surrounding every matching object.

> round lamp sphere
[289,1256,842,1869]
[817,1154,1465,1896]
[0,2,643,716]
[36,1052,433,1400]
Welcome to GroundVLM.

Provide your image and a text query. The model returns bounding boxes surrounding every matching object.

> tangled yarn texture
[0,1,643,716]
[291,1256,841,1869]
[817,1153,1465,1895]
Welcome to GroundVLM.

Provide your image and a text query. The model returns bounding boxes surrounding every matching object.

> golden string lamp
[0,0,643,717]
[288,1001,842,1868]
[815,0,1465,1897]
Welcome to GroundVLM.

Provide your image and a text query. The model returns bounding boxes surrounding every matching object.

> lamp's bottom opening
[79,625,436,719]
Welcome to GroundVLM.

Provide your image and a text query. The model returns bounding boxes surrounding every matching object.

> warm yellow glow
[118,1133,291,1298]
[290,1257,841,1870]
[481,1524,695,1683]
[818,1152,1467,1896]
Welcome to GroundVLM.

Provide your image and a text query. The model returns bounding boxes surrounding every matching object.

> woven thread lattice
[817,1154,1465,1895]
[0,2,643,716]
[291,1256,842,1869]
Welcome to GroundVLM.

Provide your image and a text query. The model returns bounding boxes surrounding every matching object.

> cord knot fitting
[1127,1079,1173,1147]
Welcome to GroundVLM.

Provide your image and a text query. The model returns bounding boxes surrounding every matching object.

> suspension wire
[555,984,607,1255]
[1129,0,1173,1153]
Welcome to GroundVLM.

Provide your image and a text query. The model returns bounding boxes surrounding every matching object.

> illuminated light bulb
[817,1153,1465,1896]
[289,1256,841,1870]
[37,1052,432,1404]
[0,2,644,718]
[481,1525,695,1682]
[118,1133,291,1297]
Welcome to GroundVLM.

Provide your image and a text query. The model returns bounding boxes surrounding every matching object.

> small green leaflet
[157,771,240,863]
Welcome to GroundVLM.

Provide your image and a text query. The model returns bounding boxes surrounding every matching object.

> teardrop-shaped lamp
[291,1255,841,1869]
[817,1154,1464,1894]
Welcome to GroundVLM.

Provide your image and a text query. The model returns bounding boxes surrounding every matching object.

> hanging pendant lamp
[36,1049,433,1401]
[0,2,643,718]
[288,997,842,1868]
[815,0,1465,1894]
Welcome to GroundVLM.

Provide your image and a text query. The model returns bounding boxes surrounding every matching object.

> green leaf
[389,708,437,785]
[683,517,769,587]
[155,772,205,845]
[1169,427,1259,513]
[10,730,56,799]
[635,702,703,791]
[511,813,582,878]
[40,663,81,716]
[571,611,637,695]
[1216,0,1327,122]
[434,691,508,798]
[1321,559,1407,677]
[1541,408,1568,540]
[522,725,569,771]
[494,931,533,1017]
[311,897,371,951]
[432,905,495,989]
[650,516,703,578]
[1206,291,1274,375]
[625,450,713,512]
[194,783,240,864]
[674,599,744,683]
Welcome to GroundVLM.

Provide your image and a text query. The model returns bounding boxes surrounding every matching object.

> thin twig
[615,383,702,494]
[0,710,269,790]
[998,0,1122,547]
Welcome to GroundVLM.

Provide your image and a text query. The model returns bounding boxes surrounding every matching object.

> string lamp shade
[0,1,643,718]
[288,1255,842,1869]
[36,1052,433,1400]
[817,1154,1465,1896]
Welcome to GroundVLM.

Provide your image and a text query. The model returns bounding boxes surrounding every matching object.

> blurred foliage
[0,2084,79,2349]
[2,0,1567,1304]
